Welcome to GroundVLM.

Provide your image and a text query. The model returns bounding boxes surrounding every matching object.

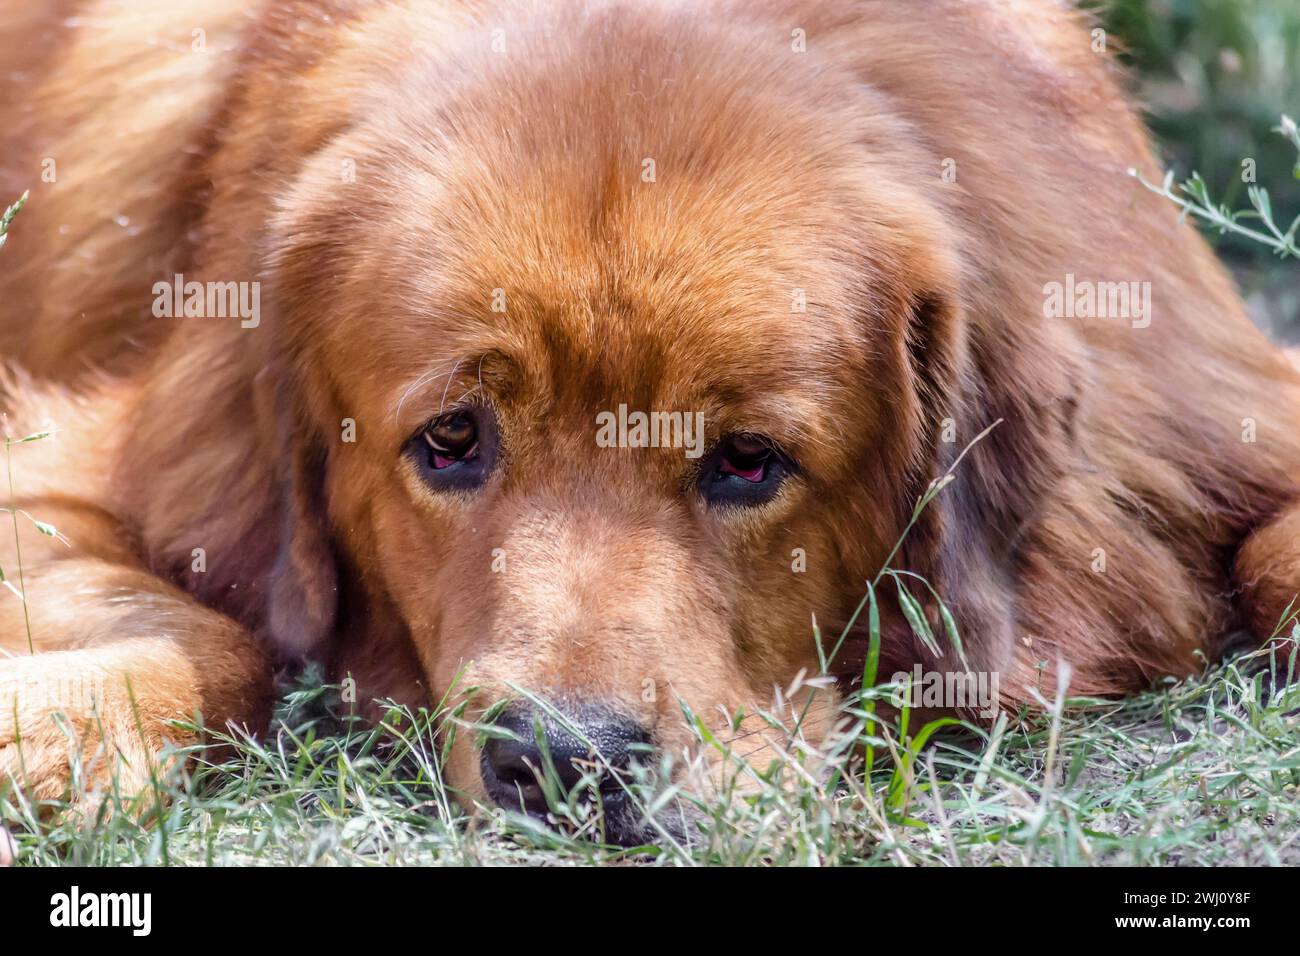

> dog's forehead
[334,16,899,430]
[385,188,862,422]
[380,135,867,412]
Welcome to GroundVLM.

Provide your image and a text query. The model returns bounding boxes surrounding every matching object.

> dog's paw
[0,652,177,813]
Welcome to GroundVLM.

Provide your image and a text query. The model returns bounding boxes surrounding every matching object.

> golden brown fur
[2,0,1300,811]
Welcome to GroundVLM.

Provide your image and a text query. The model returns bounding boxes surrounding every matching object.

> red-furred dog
[2,0,1298,843]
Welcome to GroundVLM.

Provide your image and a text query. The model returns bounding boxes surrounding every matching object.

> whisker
[394,357,465,423]
[437,357,463,415]
[713,712,840,754]
[729,721,843,765]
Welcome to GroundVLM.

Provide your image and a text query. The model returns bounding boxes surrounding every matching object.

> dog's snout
[481,702,650,822]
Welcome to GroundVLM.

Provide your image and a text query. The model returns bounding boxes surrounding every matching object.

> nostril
[493,753,541,792]
[481,737,549,808]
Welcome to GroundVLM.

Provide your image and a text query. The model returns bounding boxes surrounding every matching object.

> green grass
[4,642,1298,867]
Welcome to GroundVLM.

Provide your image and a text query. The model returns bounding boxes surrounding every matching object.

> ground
[4,646,1298,866]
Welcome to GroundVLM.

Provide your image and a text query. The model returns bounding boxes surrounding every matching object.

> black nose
[481,701,651,831]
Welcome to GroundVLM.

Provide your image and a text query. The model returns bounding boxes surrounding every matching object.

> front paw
[0,653,179,813]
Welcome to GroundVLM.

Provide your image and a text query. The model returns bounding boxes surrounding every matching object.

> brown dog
[2,0,1299,841]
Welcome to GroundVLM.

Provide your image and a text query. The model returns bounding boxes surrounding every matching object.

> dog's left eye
[407,408,493,491]
[701,433,792,507]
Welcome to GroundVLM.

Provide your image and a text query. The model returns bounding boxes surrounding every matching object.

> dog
[2,0,1299,844]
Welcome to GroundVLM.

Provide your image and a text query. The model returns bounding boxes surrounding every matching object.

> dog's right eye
[407,408,493,491]
[700,433,792,508]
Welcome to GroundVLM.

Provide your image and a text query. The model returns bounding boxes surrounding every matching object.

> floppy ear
[254,365,340,660]
[249,161,359,661]
[889,287,1080,681]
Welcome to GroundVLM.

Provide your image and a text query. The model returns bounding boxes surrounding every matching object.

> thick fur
[2,0,1300,808]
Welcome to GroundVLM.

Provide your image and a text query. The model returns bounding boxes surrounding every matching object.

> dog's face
[266,15,964,828]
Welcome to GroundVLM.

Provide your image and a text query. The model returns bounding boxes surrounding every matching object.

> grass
[4,642,1298,866]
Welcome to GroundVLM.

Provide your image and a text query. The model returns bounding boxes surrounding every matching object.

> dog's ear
[254,366,340,660]
[252,175,352,661]
[887,287,1079,679]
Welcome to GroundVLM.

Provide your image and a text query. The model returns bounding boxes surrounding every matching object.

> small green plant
[1131,115,1300,259]
[0,428,64,655]
[0,192,64,655]
[1101,0,1300,265]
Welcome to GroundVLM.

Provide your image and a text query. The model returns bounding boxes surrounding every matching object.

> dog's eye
[407,408,493,491]
[701,433,791,507]
[425,411,478,468]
